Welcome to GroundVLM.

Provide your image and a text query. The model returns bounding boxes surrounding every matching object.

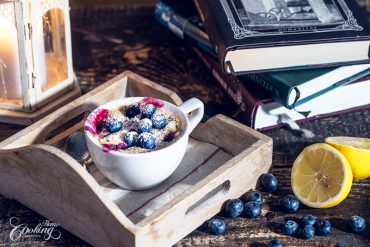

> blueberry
[128,118,140,132]
[302,225,315,239]
[138,118,153,133]
[267,239,284,247]
[283,220,299,236]
[106,120,123,133]
[282,194,300,213]
[315,219,331,236]
[301,214,316,227]
[348,215,366,233]
[243,201,261,218]
[96,119,107,132]
[138,132,156,149]
[207,219,226,235]
[260,173,278,192]
[245,191,263,204]
[124,131,139,147]
[142,103,156,118]
[151,112,167,129]
[224,199,244,218]
[125,103,140,118]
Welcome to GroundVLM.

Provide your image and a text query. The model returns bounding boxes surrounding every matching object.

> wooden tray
[0,71,272,247]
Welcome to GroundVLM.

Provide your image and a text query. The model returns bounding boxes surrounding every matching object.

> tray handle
[137,137,272,246]
[39,103,98,145]
[185,180,231,217]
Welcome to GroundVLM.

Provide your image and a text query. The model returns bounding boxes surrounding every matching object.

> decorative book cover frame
[221,0,363,39]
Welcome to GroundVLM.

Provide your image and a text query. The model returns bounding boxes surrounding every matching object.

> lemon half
[291,143,353,208]
[326,136,370,180]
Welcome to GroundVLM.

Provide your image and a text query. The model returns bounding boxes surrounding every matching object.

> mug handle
[178,98,204,134]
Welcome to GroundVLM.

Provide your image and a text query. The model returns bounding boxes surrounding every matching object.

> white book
[254,79,370,130]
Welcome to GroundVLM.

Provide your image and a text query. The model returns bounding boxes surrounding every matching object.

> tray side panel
[0,72,129,149]
[135,139,272,247]
[0,71,183,150]
[126,73,183,105]
[191,114,272,156]
[0,145,137,247]
[0,82,81,125]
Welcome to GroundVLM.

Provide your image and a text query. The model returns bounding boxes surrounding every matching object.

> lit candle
[0,16,23,100]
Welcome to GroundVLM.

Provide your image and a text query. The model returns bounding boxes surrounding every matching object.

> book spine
[193,47,263,127]
[193,48,242,106]
[193,0,205,23]
[243,73,293,108]
[193,0,228,72]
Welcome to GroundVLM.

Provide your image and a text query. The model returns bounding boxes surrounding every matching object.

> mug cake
[84,96,204,189]
[85,97,182,153]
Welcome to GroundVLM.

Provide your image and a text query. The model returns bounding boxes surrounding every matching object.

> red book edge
[192,46,370,131]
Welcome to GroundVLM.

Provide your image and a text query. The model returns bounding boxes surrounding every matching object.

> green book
[244,64,370,109]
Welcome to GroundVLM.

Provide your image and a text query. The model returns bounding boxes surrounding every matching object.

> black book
[194,0,370,74]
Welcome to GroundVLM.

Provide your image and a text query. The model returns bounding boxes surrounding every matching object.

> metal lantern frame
[0,0,79,124]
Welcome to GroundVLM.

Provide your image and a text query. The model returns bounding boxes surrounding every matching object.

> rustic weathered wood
[136,115,272,246]
[0,4,369,247]
[0,145,137,247]
[0,71,272,247]
[0,83,81,125]
[0,71,182,149]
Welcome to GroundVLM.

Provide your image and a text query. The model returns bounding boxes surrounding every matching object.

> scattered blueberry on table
[142,103,156,118]
[224,199,244,218]
[106,120,123,133]
[283,219,299,236]
[243,201,261,218]
[260,173,278,192]
[302,225,315,239]
[315,219,332,236]
[138,118,153,133]
[152,112,167,129]
[124,131,139,147]
[348,215,366,233]
[282,194,300,213]
[301,214,316,227]
[138,132,156,149]
[267,239,284,247]
[208,219,226,235]
[125,103,141,118]
[245,191,263,204]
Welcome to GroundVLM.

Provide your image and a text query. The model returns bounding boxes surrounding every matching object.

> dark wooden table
[0,4,369,247]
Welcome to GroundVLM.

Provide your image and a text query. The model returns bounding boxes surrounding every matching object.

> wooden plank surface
[0,4,369,247]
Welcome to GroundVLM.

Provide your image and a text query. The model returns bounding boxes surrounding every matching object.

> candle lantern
[0,0,79,125]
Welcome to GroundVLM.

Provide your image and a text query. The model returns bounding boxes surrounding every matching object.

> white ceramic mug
[84,97,204,190]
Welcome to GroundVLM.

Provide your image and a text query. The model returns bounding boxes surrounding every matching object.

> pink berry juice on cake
[85,97,182,153]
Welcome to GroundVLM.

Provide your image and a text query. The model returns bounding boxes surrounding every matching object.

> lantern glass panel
[39,8,68,93]
[0,2,23,106]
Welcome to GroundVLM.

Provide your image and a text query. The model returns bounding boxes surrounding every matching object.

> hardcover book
[243,64,370,108]
[193,47,370,130]
[194,0,370,74]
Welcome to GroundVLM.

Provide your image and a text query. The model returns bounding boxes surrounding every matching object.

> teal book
[244,65,370,109]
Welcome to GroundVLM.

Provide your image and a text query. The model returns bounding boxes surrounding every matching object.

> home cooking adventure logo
[8,217,62,242]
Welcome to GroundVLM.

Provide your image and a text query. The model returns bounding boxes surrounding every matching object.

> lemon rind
[291,143,353,209]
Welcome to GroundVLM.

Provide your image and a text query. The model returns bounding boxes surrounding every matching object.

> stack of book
[155,0,370,130]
